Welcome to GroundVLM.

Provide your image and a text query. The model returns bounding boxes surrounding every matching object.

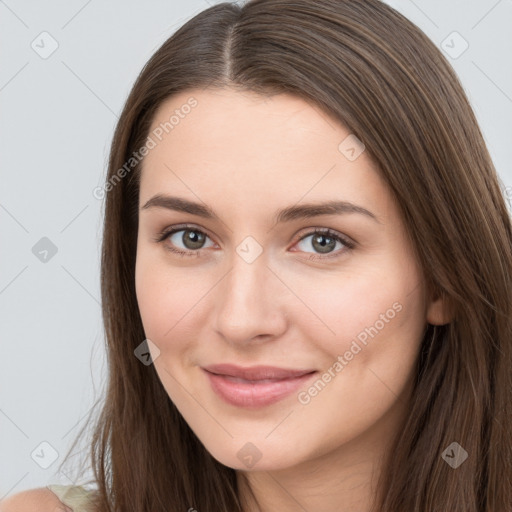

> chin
[202,438,306,472]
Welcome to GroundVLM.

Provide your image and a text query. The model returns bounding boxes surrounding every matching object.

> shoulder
[0,487,70,511]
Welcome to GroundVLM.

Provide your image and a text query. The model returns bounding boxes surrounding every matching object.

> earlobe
[426,288,455,325]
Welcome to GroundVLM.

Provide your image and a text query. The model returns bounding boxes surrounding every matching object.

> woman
[4,0,511,510]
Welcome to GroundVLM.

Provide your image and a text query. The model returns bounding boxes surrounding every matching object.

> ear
[426,287,455,325]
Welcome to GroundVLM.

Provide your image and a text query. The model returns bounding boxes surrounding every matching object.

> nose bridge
[214,247,286,343]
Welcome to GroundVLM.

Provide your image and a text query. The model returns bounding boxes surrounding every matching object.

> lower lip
[203,369,317,408]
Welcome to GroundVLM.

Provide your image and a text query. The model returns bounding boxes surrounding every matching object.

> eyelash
[153,223,356,260]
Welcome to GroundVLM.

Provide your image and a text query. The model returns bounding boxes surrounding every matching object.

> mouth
[202,363,316,380]
[201,364,318,408]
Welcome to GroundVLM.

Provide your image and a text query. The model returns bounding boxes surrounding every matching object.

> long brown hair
[58,1,512,510]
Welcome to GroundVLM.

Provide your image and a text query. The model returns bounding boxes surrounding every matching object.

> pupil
[184,230,204,249]
[313,234,335,254]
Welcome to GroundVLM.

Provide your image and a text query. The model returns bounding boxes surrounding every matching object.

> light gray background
[1,0,511,498]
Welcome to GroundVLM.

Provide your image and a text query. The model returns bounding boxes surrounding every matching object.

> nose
[213,250,288,347]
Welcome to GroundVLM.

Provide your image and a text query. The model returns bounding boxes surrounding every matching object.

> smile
[202,367,318,408]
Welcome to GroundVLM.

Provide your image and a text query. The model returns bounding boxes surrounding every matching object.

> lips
[201,363,318,408]
[202,363,316,381]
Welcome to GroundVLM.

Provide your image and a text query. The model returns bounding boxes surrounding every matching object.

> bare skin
[135,87,451,511]
[0,487,71,512]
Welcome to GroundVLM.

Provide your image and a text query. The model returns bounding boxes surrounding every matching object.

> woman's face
[135,87,447,471]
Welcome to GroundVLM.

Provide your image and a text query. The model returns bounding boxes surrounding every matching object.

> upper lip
[202,363,316,381]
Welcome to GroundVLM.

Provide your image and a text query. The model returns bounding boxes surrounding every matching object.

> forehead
[139,87,392,220]
[145,87,361,160]
[150,87,333,129]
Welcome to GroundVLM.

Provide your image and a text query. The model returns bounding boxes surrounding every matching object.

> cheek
[135,253,213,346]
[290,273,426,448]
[295,264,426,370]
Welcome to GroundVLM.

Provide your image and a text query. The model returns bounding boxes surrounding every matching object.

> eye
[154,224,355,260]
[292,228,355,260]
[154,224,215,257]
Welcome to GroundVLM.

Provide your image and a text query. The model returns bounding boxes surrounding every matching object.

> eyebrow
[140,194,381,224]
